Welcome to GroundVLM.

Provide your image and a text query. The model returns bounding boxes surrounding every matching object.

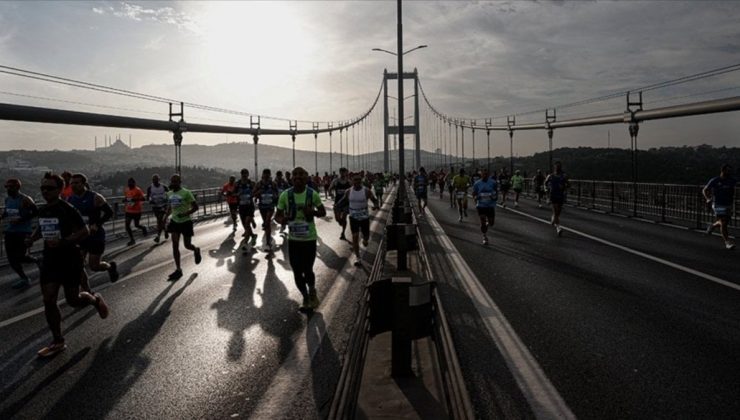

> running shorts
[238,204,255,219]
[713,204,730,217]
[40,248,83,286]
[349,217,370,237]
[125,212,142,224]
[477,207,496,218]
[167,220,195,237]
[79,237,105,255]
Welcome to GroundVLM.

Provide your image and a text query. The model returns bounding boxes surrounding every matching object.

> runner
[498,168,511,208]
[323,172,332,199]
[123,177,147,246]
[438,169,446,200]
[452,168,471,222]
[67,173,119,291]
[446,167,456,208]
[235,169,258,247]
[545,161,569,236]
[275,167,326,312]
[147,174,170,242]
[337,173,380,266]
[275,171,291,234]
[429,171,438,193]
[165,174,202,280]
[61,171,73,199]
[372,172,386,203]
[2,178,39,289]
[472,168,498,245]
[221,175,239,232]
[255,168,279,251]
[533,169,546,208]
[703,164,737,250]
[27,172,109,358]
[413,167,429,213]
[328,167,351,240]
[471,168,481,186]
[511,170,524,207]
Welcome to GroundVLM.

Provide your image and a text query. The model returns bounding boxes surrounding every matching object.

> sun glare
[196,2,317,108]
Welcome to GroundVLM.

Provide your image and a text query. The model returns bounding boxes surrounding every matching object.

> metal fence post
[696,186,703,230]
[611,181,615,213]
[661,184,667,223]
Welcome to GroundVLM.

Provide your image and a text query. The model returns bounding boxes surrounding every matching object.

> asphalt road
[421,188,740,419]
[0,191,392,420]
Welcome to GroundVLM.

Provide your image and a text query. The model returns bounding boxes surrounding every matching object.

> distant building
[5,157,52,173]
[96,139,131,153]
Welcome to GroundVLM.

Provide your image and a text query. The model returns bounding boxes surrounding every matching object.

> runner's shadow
[210,256,259,361]
[40,274,197,419]
[209,232,237,267]
[307,312,341,418]
[316,238,344,272]
[256,258,301,362]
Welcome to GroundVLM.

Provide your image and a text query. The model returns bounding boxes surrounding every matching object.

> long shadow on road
[39,273,197,419]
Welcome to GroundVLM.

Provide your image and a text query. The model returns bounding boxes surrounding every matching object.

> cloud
[91,2,198,32]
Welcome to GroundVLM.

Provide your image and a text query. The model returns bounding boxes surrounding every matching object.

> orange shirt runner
[124,186,145,213]
[222,182,238,205]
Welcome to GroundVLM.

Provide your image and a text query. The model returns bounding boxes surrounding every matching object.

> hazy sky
[1,1,740,158]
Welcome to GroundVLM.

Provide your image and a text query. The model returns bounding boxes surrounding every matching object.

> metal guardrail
[328,188,393,419]
[522,179,739,229]
[0,187,229,260]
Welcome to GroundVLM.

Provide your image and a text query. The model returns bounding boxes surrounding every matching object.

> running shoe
[154,235,160,244]
[309,290,320,309]
[300,296,311,312]
[249,234,258,246]
[94,293,109,319]
[141,226,148,236]
[362,238,369,247]
[353,256,362,267]
[482,235,488,245]
[340,233,346,241]
[726,242,736,250]
[556,226,563,236]
[194,247,202,264]
[706,224,715,235]
[464,209,468,217]
[168,269,183,280]
[126,240,135,246]
[37,340,66,358]
[108,261,119,283]
[11,278,30,289]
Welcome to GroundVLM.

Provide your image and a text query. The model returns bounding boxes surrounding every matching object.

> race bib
[39,217,61,240]
[261,193,273,205]
[151,195,166,206]
[240,194,252,205]
[350,208,369,220]
[5,208,20,222]
[417,187,425,194]
[478,192,493,203]
[288,222,310,237]
[82,216,90,225]
[336,189,346,200]
[456,191,466,199]
[714,205,729,215]
[169,195,183,207]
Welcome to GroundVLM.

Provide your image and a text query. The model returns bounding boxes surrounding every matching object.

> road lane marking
[250,187,395,418]
[426,206,576,419]
[503,206,740,293]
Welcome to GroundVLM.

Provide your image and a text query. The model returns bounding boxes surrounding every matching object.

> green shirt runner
[167,188,196,223]
[277,188,323,241]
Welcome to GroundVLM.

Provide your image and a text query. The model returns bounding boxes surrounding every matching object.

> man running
[472,168,498,245]
[68,173,119,291]
[165,174,202,280]
[221,175,239,232]
[235,169,258,247]
[328,167,351,240]
[703,164,737,250]
[147,174,169,242]
[498,168,511,208]
[511,170,524,207]
[533,169,546,208]
[275,167,326,312]
[275,171,291,234]
[2,178,39,289]
[414,167,429,213]
[445,167,456,208]
[438,170,446,200]
[123,177,147,246]
[255,168,279,251]
[372,172,385,203]
[338,173,380,266]
[545,161,569,236]
[452,168,470,222]
[61,171,73,199]
[27,173,109,357]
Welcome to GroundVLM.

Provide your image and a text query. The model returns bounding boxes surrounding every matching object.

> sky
[1,0,740,159]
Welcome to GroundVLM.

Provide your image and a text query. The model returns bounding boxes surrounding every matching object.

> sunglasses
[40,186,59,191]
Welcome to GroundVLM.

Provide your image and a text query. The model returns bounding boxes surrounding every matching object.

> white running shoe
[514,201,519,207]
[458,216,463,222]
[482,235,488,245]
[556,226,563,236]
[726,242,736,250]
[706,224,714,235]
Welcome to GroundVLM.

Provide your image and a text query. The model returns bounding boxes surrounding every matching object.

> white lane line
[503,206,740,293]
[426,207,575,419]
[250,188,395,418]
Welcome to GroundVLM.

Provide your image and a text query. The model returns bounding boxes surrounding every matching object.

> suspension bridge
[1,32,740,420]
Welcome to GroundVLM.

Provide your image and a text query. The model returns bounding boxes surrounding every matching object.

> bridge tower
[383,68,421,173]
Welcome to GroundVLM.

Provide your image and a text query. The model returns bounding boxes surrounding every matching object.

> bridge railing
[523,179,739,228]
[0,187,228,260]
